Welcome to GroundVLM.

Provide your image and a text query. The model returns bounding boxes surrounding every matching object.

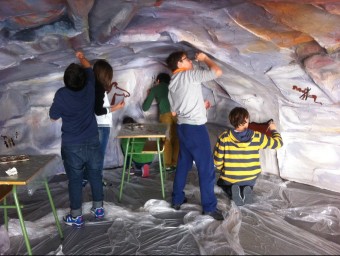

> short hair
[166,51,186,72]
[122,116,136,124]
[63,63,86,91]
[93,59,113,92]
[229,107,250,128]
[156,73,171,84]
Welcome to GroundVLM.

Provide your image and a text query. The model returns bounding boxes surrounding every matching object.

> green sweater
[121,138,155,164]
[142,82,171,114]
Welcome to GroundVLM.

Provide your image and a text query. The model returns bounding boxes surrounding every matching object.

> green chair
[0,182,63,255]
[119,138,166,201]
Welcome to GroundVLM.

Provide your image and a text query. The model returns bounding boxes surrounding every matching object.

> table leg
[119,137,130,201]
[157,138,165,199]
[44,180,63,240]
[127,138,135,182]
[4,197,8,230]
[12,185,32,255]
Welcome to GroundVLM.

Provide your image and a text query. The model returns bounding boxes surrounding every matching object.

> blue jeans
[61,135,104,216]
[172,124,217,212]
[98,127,110,169]
[84,127,110,181]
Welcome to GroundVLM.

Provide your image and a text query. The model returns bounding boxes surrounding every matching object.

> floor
[1,163,340,255]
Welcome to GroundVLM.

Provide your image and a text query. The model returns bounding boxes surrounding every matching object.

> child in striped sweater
[213,107,283,206]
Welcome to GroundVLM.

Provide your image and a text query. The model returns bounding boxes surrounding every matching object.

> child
[120,116,154,177]
[83,59,125,187]
[214,107,283,206]
[49,51,104,227]
[142,73,179,171]
[166,51,224,220]
[94,59,125,159]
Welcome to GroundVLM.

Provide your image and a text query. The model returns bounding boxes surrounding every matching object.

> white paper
[6,167,18,176]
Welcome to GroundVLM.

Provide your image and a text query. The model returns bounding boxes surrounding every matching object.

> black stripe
[224,158,259,163]
[221,174,259,180]
[223,165,261,172]
[214,156,223,162]
[215,148,259,155]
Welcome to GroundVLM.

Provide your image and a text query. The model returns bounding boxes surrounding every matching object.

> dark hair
[166,51,186,72]
[122,116,136,124]
[63,63,86,91]
[229,107,249,128]
[93,59,113,92]
[156,73,171,84]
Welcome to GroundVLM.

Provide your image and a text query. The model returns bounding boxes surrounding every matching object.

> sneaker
[166,166,176,172]
[63,214,84,228]
[231,185,244,206]
[91,207,105,219]
[243,186,253,204]
[134,169,142,176]
[103,179,112,186]
[142,164,150,178]
[125,168,135,175]
[202,209,224,220]
[82,179,88,187]
[171,197,188,210]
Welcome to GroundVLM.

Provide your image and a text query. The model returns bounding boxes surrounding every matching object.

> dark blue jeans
[61,135,104,216]
[98,126,110,169]
[172,124,217,212]
[84,127,110,180]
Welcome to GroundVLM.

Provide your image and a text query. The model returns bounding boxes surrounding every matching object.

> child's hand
[268,122,277,131]
[195,52,207,62]
[75,51,90,68]
[204,100,211,109]
[110,100,125,112]
[76,51,84,59]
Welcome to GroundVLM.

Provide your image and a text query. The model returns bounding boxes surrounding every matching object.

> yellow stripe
[222,154,260,159]
[223,169,261,176]
[220,176,257,183]
[224,162,260,168]
[218,145,261,151]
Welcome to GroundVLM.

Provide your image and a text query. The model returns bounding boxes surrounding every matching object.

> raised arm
[142,88,155,111]
[76,51,91,68]
[195,52,222,77]
[261,121,283,149]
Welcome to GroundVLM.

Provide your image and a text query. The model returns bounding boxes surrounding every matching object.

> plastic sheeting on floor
[1,163,340,255]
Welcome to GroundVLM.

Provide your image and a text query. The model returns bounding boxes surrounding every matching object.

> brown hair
[93,59,113,92]
[229,107,249,128]
[166,51,186,72]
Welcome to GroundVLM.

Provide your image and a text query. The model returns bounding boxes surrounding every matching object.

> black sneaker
[202,209,224,220]
[243,186,253,204]
[171,197,188,210]
[231,185,244,206]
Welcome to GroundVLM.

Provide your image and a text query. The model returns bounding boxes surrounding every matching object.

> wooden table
[0,154,64,255]
[116,123,169,201]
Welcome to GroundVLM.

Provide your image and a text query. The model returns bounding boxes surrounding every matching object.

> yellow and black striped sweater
[213,129,283,186]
